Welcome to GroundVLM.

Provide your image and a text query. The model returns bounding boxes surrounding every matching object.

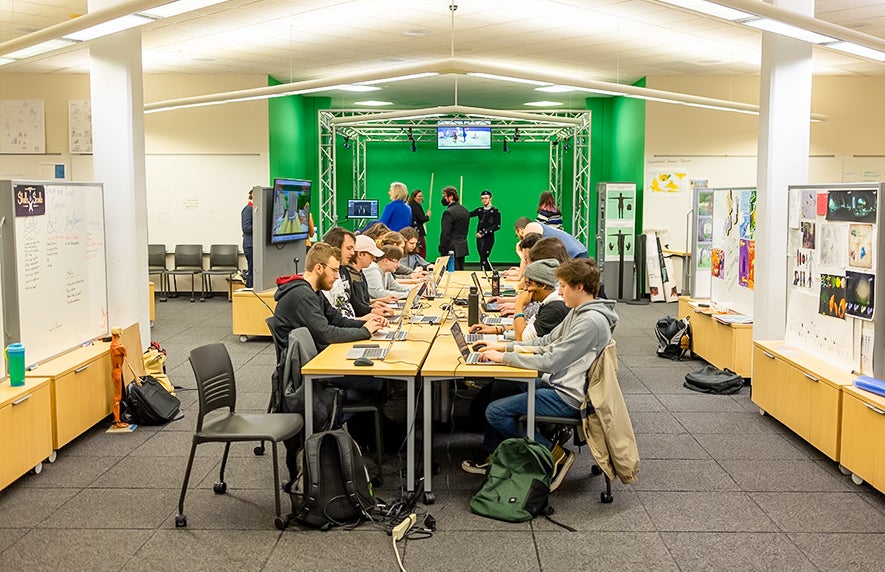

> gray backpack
[684,365,743,394]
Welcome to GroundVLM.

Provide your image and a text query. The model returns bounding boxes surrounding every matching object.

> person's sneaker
[549,448,576,492]
[460,455,491,475]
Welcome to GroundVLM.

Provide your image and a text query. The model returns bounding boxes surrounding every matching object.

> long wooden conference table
[300,271,538,503]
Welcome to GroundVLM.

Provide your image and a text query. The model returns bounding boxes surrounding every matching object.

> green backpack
[469,438,555,522]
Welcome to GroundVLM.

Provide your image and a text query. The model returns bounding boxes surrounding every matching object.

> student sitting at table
[364,244,413,299]
[398,227,433,271]
[273,242,385,356]
[322,227,393,320]
[379,230,426,282]
[462,258,618,492]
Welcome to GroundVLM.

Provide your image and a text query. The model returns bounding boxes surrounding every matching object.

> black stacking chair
[148,244,169,301]
[176,343,303,530]
[201,244,240,302]
[166,244,203,302]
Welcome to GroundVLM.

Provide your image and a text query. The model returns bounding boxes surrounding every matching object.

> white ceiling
[1,0,883,109]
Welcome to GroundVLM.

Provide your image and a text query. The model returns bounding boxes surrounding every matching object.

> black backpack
[122,375,182,425]
[684,365,744,395]
[292,429,376,529]
[655,316,691,360]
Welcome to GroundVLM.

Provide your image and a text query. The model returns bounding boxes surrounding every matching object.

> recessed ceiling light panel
[355,100,394,106]
[403,29,432,36]
[524,101,563,107]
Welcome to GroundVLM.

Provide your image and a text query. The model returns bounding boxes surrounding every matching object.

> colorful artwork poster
[819,273,847,319]
[711,248,725,279]
[826,189,878,223]
[697,191,714,216]
[800,221,815,249]
[697,216,713,242]
[649,171,688,193]
[605,188,635,222]
[691,179,709,191]
[819,222,849,268]
[698,245,712,269]
[846,271,875,320]
[817,192,829,216]
[738,239,755,289]
[793,248,814,289]
[849,223,874,269]
[800,190,817,219]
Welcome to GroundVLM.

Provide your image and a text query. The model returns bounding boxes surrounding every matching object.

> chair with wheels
[176,342,303,530]
[166,244,204,302]
[260,317,385,483]
[148,244,169,302]
[201,244,240,302]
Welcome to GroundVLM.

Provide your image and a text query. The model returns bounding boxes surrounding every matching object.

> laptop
[481,308,514,327]
[433,256,449,286]
[374,285,421,339]
[450,322,496,365]
[471,272,500,312]
[347,317,403,359]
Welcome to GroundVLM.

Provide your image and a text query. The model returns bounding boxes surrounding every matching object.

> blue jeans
[484,379,577,451]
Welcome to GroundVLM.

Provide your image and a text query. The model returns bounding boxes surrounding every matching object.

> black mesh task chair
[201,244,240,302]
[261,317,384,483]
[148,244,168,302]
[176,343,303,530]
[166,244,204,302]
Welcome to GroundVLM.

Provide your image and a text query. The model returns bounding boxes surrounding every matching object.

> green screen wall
[268,84,646,265]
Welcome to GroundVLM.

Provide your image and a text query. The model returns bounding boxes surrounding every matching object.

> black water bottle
[468,286,479,326]
[491,270,501,297]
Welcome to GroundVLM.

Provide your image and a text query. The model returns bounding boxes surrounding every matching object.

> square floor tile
[126,529,280,572]
[633,459,739,491]
[750,492,885,532]
[535,531,678,571]
[640,491,777,532]
[661,531,815,571]
[720,460,853,492]
[694,433,805,460]
[0,487,79,528]
[405,531,539,572]
[2,529,148,571]
[636,433,710,460]
[789,532,885,570]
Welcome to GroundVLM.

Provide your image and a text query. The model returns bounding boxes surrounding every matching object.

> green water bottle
[5,343,26,387]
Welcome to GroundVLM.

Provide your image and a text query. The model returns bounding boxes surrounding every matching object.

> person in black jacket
[273,242,385,356]
[469,189,501,271]
[241,189,254,288]
[438,186,470,270]
[408,189,431,258]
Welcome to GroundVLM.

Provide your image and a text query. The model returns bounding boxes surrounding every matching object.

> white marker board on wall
[0,181,108,366]
[145,154,269,250]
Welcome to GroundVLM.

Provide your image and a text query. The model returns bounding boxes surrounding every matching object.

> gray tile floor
[1,296,883,571]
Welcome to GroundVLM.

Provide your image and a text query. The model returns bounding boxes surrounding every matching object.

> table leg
[406,375,415,492]
[526,378,536,438]
[304,375,313,439]
[423,377,434,499]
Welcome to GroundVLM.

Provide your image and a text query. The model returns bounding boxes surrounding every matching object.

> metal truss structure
[317,109,591,244]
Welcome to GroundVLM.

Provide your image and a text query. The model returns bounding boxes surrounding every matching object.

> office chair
[260,318,385,483]
[148,244,168,302]
[166,244,204,302]
[176,343,303,530]
[201,244,240,302]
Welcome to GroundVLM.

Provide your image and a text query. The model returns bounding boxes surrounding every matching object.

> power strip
[392,513,417,541]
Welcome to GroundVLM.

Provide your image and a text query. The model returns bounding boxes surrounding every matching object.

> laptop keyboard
[361,348,387,359]
[466,352,485,364]
[410,315,440,324]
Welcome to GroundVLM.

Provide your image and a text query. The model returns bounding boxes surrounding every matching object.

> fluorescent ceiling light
[358,72,438,85]
[744,18,836,44]
[467,73,551,86]
[535,85,576,93]
[355,100,394,106]
[0,57,13,66]
[62,14,156,42]
[5,38,78,59]
[826,41,885,62]
[657,0,752,21]
[524,101,563,107]
[337,85,382,92]
[140,0,227,18]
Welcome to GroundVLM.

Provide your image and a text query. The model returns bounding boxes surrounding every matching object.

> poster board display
[0,181,108,367]
[785,183,884,376]
[597,182,637,299]
[0,100,45,154]
[707,188,755,317]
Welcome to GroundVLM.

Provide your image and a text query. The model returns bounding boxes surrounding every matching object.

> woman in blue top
[379,181,413,231]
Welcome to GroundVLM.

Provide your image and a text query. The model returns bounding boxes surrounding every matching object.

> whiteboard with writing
[0,181,108,366]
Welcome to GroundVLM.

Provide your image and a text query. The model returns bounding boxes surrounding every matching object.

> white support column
[754,0,814,341]
[88,3,149,346]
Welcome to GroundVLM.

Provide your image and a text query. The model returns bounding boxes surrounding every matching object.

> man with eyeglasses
[273,242,385,355]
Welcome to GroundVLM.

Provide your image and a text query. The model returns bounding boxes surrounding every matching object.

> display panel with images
[270,178,311,244]
[347,199,379,219]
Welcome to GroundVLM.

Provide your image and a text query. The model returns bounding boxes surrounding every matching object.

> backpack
[469,438,554,522]
[292,429,376,529]
[143,344,175,396]
[684,365,744,395]
[122,375,182,425]
[655,316,691,360]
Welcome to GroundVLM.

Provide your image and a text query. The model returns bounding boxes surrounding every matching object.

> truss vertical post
[353,136,366,200]
[548,139,561,198]
[571,113,592,251]
[318,110,337,239]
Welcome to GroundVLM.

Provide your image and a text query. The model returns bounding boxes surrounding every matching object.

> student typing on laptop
[461,258,618,492]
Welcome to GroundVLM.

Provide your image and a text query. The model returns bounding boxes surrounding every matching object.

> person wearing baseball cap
[469,189,501,271]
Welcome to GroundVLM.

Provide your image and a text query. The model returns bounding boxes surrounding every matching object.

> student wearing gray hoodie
[464,258,618,490]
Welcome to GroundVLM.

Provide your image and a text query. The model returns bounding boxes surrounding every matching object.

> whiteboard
[145,154,269,249]
[0,181,108,366]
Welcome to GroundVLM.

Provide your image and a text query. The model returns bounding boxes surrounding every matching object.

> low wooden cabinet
[678,297,753,377]
[232,288,276,340]
[752,341,855,461]
[27,343,113,450]
[0,378,52,490]
[840,385,885,493]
